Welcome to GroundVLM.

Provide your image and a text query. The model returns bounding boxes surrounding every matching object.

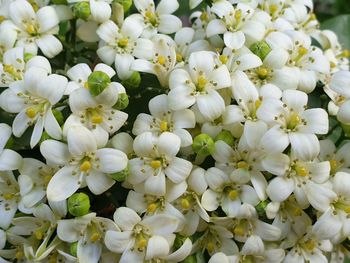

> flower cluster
[0,0,349,262]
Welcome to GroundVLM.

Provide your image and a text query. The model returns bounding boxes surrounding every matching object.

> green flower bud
[182,255,197,263]
[122,71,141,90]
[110,165,129,182]
[72,2,91,21]
[250,41,271,61]
[87,71,111,96]
[113,93,129,110]
[341,123,350,138]
[192,133,215,157]
[70,242,78,257]
[52,109,64,125]
[68,193,90,217]
[255,200,269,217]
[215,130,234,147]
[51,0,67,4]
[114,0,132,12]
[24,53,34,63]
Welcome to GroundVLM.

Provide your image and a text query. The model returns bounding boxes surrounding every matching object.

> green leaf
[321,15,350,50]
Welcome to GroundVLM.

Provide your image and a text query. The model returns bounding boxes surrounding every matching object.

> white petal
[145,235,169,260]
[86,170,115,195]
[115,54,134,80]
[36,35,63,58]
[95,148,128,173]
[77,239,102,263]
[37,74,67,104]
[0,149,22,171]
[197,89,225,121]
[44,109,62,140]
[262,153,289,176]
[67,126,97,157]
[158,15,182,34]
[260,126,289,154]
[145,172,166,196]
[113,207,141,231]
[0,123,11,152]
[206,19,227,37]
[338,100,350,125]
[224,31,245,50]
[289,133,320,160]
[46,166,80,202]
[104,231,132,253]
[157,132,181,157]
[165,157,192,183]
[37,6,59,33]
[40,140,69,165]
[156,0,179,14]
[90,0,111,23]
[201,189,220,211]
[267,177,294,202]
[166,238,192,262]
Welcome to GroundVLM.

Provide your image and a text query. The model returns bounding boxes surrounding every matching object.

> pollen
[219,54,228,64]
[26,107,37,118]
[181,198,191,209]
[26,24,37,35]
[80,160,92,172]
[344,206,350,214]
[84,82,89,89]
[257,67,268,80]
[90,232,101,242]
[330,159,338,173]
[150,160,162,169]
[0,16,5,23]
[298,46,308,56]
[207,242,215,253]
[147,203,158,213]
[44,175,52,185]
[3,64,14,74]
[255,99,262,109]
[3,193,14,200]
[228,190,239,200]
[237,161,249,169]
[157,55,166,65]
[160,121,168,132]
[288,113,301,129]
[342,49,350,58]
[200,12,208,21]
[295,165,309,177]
[292,207,302,216]
[118,38,129,48]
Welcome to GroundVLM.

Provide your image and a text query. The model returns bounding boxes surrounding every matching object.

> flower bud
[122,71,141,90]
[192,133,215,157]
[341,123,350,138]
[87,71,111,96]
[255,200,268,217]
[51,0,67,4]
[215,130,234,147]
[52,109,64,125]
[113,93,129,110]
[110,165,129,182]
[182,255,197,263]
[72,2,91,21]
[114,0,132,12]
[70,242,78,257]
[250,41,271,61]
[24,53,34,63]
[68,193,90,217]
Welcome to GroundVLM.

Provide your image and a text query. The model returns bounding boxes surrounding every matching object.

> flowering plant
[0,0,350,262]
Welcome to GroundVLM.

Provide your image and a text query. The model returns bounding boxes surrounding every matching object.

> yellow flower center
[295,165,309,177]
[330,159,338,174]
[145,10,158,26]
[26,24,37,35]
[298,46,308,56]
[234,9,242,20]
[90,232,101,242]
[219,54,228,64]
[0,16,5,23]
[136,238,148,250]
[269,4,278,13]
[3,193,14,200]
[150,160,162,169]
[3,64,15,74]
[15,251,24,260]
[157,55,166,66]
[207,242,215,253]
[80,160,92,172]
[197,75,207,92]
[176,53,183,62]
[237,161,249,169]
[288,113,301,130]
[26,107,37,118]
[228,190,239,200]
[91,114,103,124]
[200,12,208,21]
[160,121,168,132]
[255,99,262,109]
[304,239,316,251]
[292,207,302,216]
[118,38,129,48]
[341,49,350,58]
[233,225,245,236]
[147,203,158,213]
[34,230,43,240]
[181,198,191,210]
[257,67,268,80]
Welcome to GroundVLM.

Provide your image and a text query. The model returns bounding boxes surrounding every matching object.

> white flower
[132,37,176,87]
[132,94,195,147]
[207,1,265,49]
[104,207,179,263]
[3,0,62,58]
[168,51,231,120]
[319,139,350,175]
[40,125,128,201]
[0,67,67,148]
[128,132,192,196]
[201,167,260,217]
[96,17,153,80]
[131,0,182,37]
[263,152,336,212]
[0,47,51,87]
[68,0,112,23]
[257,89,329,160]
[57,212,118,263]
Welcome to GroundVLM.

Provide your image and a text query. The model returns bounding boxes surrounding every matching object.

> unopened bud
[70,242,78,257]
[87,71,111,96]
[114,0,132,12]
[113,93,129,110]
[24,53,34,63]
[192,133,215,157]
[215,130,234,147]
[68,193,90,217]
[250,41,271,61]
[110,165,129,182]
[122,71,141,89]
[72,2,91,21]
